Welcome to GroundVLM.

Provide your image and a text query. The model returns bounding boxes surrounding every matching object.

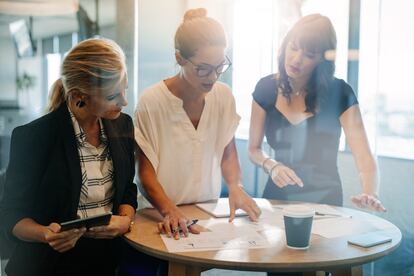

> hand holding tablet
[60,212,112,231]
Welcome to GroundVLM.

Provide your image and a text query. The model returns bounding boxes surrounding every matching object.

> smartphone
[60,212,112,231]
[348,232,392,248]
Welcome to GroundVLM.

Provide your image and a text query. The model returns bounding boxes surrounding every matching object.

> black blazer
[0,103,138,275]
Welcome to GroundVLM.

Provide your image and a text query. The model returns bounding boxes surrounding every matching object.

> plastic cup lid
[283,205,315,218]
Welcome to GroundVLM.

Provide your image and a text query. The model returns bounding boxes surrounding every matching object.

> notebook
[347,232,392,248]
[196,198,248,218]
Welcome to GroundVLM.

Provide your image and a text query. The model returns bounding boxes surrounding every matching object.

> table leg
[331,266,363,276]
[168,261,202,276]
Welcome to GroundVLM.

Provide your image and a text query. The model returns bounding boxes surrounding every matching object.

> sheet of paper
[161,224,271,252]
[272,203,352,218]
[311,217,382,238]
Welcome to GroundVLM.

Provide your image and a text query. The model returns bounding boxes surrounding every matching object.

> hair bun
[183,8,207,22]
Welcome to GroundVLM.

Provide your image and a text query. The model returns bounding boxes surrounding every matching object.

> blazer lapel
[103,119,124,209]
[57,104,83,216]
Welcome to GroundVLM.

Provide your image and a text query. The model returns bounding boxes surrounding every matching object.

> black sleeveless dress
[252,74,358,206]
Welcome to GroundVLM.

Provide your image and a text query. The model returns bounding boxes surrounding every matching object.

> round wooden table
[124,200,401,276]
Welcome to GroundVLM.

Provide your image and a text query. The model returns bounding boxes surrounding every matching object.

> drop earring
[76,100,85,108]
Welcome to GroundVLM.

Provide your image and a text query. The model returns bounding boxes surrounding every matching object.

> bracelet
[120,214,135,233]
[269,162,284,177]
[128,220,135,232]
[262,157,273,174]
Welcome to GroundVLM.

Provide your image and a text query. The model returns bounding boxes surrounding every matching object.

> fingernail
[73,229,79,233]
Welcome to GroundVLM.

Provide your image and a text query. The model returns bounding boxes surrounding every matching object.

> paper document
[272,203,352,219]
[161,224,270,252]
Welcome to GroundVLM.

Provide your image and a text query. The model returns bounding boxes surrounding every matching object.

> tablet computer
[348,232,392,248]
[60,212,112,231]
[196,199,248,218]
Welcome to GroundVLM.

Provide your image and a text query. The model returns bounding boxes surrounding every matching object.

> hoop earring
[76,100,85,108]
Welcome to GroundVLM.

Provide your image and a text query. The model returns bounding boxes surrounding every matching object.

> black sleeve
[336,79,359,117]
[0,125,47,238]
[120,115,138,210]
[252,74,277,111]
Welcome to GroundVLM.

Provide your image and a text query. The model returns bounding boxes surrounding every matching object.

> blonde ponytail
[46,38,126,113]
[47,78,66,112]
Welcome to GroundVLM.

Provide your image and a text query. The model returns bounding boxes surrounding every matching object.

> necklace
[293,90,304,96]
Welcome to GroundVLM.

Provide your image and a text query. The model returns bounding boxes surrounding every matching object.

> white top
[134,80,240,208]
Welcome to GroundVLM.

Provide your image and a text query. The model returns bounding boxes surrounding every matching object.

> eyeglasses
[186,56,232,78]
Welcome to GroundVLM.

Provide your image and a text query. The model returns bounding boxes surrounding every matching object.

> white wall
[0,30,17,102]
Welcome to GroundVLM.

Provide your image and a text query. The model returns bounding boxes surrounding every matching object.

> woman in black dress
[248,14,385,211]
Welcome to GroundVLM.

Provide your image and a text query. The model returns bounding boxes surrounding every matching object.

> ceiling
[0,0,116,39]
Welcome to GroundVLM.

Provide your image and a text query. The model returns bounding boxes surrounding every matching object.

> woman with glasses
[135,8,261,239]
[248,14,386,218]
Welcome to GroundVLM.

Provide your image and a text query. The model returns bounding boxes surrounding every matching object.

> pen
[178,219,198,233]
[315,212,352,218]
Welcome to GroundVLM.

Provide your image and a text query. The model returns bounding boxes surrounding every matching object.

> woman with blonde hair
[0,38,137,275]
[249,14,385,211]
[135,8,261,239]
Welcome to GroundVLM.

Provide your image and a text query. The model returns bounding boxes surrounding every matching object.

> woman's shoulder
[11,108,60,146]
[18,108,59,132]
[328,77,356,99]
[253,74,277,91]
[330,77,352,89]
[139,81,167,105]
[324,77,358,116]
[252,74,278,109]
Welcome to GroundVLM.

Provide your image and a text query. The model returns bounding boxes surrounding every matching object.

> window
[232,0,350,142]
[359,0,414,159]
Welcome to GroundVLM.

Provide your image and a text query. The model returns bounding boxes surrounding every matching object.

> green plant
[16,72,36,92]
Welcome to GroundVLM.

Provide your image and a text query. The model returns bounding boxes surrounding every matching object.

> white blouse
[134,80,240,208]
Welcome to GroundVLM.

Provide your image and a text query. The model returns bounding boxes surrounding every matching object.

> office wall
[137,0,185,95]
[0,29,17,102]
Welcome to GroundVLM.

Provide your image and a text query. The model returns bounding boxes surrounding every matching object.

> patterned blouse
[68,107,114,218]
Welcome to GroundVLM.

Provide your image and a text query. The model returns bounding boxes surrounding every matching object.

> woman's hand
[228,185,262,222]
[43,223,86,253]
[157,206,200,240]
[351,193,386,212]
[84,215,131,239]
[270,164,303,188]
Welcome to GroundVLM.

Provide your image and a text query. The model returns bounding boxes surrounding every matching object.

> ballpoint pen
[315,212,352,218]
[177,219,199,233]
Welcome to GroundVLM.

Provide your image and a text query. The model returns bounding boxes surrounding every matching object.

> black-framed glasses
[186,56,232,78]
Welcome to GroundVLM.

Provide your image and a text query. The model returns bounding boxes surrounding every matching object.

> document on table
[160,201,392,251]
[272,203,352,219]
[311,216,394,239]
[160,224,271,252]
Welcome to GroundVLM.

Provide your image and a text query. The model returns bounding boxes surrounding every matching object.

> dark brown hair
[278,14,337,114]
